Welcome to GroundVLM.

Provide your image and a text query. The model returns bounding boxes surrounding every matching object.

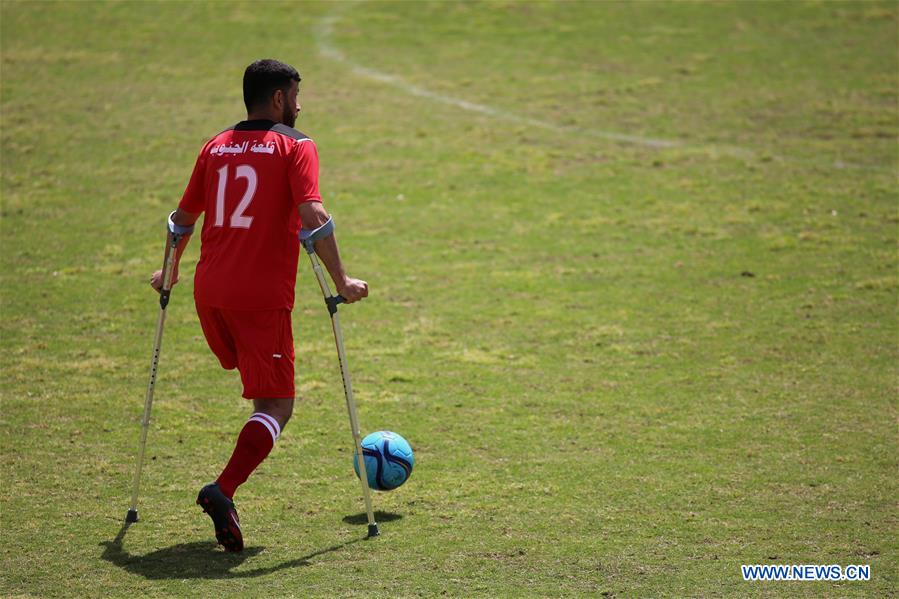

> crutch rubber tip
[367,523,380,538]
[125,509,139,523]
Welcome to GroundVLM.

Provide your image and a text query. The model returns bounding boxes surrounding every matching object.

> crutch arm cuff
[168,211,195,237]
[299,216,334,254]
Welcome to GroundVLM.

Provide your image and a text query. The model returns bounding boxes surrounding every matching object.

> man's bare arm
[298,201,368,303]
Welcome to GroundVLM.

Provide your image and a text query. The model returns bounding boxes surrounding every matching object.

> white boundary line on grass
[317,11,681,150]
[317,7,894,173]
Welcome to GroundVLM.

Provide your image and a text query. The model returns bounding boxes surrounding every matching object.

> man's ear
[273,88,283,111]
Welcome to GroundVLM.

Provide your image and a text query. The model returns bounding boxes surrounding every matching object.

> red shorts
[195,303,295,399]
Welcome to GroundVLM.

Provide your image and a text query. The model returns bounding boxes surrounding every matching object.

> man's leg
[197,398,293,552]
[215,397,294,498]
[197,308,295,552]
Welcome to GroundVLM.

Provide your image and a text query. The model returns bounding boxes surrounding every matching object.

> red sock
[216,412,281,499]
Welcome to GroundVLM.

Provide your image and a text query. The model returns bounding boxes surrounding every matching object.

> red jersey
[178,120,322,310]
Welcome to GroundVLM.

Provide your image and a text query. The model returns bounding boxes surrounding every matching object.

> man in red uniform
[150,59,368,552]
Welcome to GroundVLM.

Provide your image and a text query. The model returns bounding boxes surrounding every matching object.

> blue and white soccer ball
[353,430,414,491]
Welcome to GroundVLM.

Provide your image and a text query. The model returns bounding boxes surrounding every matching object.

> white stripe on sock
[249,415,277,444]
[253,412,281,439]
[250,412,281,441]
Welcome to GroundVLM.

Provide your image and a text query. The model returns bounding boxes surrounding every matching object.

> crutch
[300,217,379,538]
[126,212,192,523]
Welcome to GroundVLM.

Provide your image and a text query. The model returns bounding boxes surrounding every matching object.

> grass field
[1,1,897,597]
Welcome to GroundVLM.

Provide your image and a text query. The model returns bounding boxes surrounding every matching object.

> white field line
[317,9,895,173]
[317,12,681,150]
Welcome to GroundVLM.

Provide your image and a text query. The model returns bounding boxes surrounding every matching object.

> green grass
[2,1,897,597]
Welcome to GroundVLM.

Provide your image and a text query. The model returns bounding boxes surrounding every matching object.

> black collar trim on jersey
[233,119,277,131]
[225,120,310,141]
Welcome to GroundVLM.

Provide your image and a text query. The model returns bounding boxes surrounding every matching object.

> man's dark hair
[243,59,301,112]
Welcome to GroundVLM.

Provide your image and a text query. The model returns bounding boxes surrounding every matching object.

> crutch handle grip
[326,294,347,315]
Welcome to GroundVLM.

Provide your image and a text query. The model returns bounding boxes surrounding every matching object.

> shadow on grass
[100,522,361,580]
[342,511,404,525]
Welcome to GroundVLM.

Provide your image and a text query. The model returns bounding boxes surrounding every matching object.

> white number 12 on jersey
[214,164,258,229]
